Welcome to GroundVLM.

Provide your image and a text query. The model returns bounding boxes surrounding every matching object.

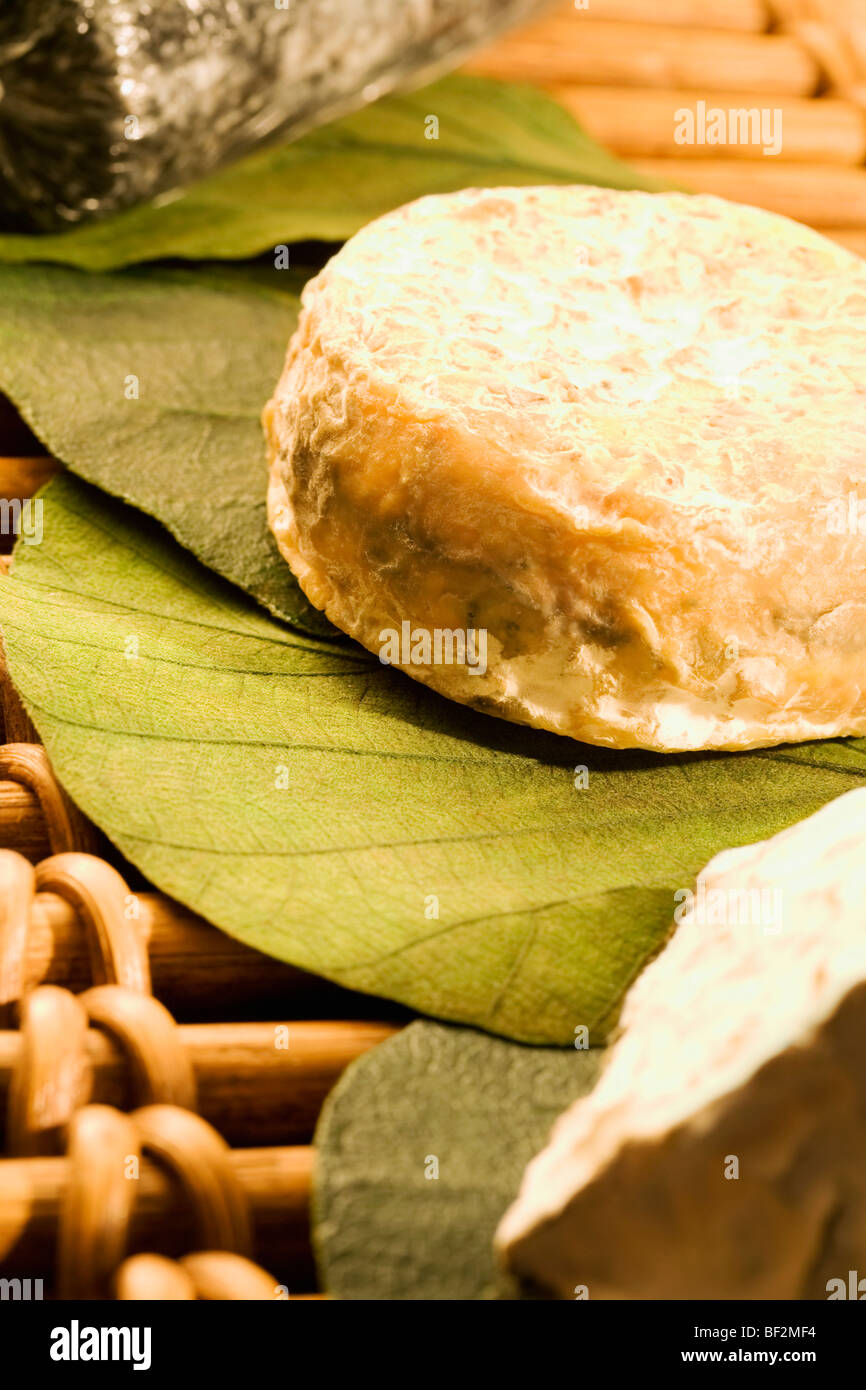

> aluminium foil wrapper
[0,0,550,233]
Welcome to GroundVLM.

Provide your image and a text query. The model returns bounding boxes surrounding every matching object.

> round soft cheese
[263,186,866,753]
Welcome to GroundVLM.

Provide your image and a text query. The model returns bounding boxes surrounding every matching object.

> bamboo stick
[176,1250,282,1300]
[0,1144,315,1285]
[551,86,866,164]
[0,456,56,502]
[0,1019,397,1147]
[465,20,820,95]
[824,227,866,256]
[0,781,50,862]
[0,680,40,747]
[114,1251,197,1300]
[57,1104,140,1298]
[0,748,98,856]
[0,457,56,496]
[583,0,769,30]
[770,0,866,99]
[631,157,866,226]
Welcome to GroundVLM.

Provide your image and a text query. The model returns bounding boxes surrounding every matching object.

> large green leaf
[314,1020,603,1300]
[0,76,668,271]
[4,473,866,1042]
[0,259,333,636]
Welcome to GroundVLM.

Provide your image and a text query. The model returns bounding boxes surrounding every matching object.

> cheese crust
[496,788,866,1299]
[264,186,866,752]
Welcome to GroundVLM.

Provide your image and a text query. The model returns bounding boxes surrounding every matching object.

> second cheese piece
[496,787,866,1300]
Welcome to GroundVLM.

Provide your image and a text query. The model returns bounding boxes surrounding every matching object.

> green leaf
[0,76,670,271]
[0,258,334,637]
[5,472,866,1042]
[313,1020,603,1300]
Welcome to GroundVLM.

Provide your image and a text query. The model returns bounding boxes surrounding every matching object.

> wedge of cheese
[263,186,866,752]
[496,787,866,1300]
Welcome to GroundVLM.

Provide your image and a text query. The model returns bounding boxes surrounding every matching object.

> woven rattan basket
[0,0,864,1301]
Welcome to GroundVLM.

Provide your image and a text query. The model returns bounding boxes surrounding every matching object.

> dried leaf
[0,259,333,635]
[314,1020,603,1300]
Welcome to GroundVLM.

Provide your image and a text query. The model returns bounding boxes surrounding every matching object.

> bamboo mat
[1,0,865,1302]
[464,0,866,257]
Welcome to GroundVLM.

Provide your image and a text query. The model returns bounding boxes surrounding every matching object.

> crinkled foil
[0,0,551,233]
